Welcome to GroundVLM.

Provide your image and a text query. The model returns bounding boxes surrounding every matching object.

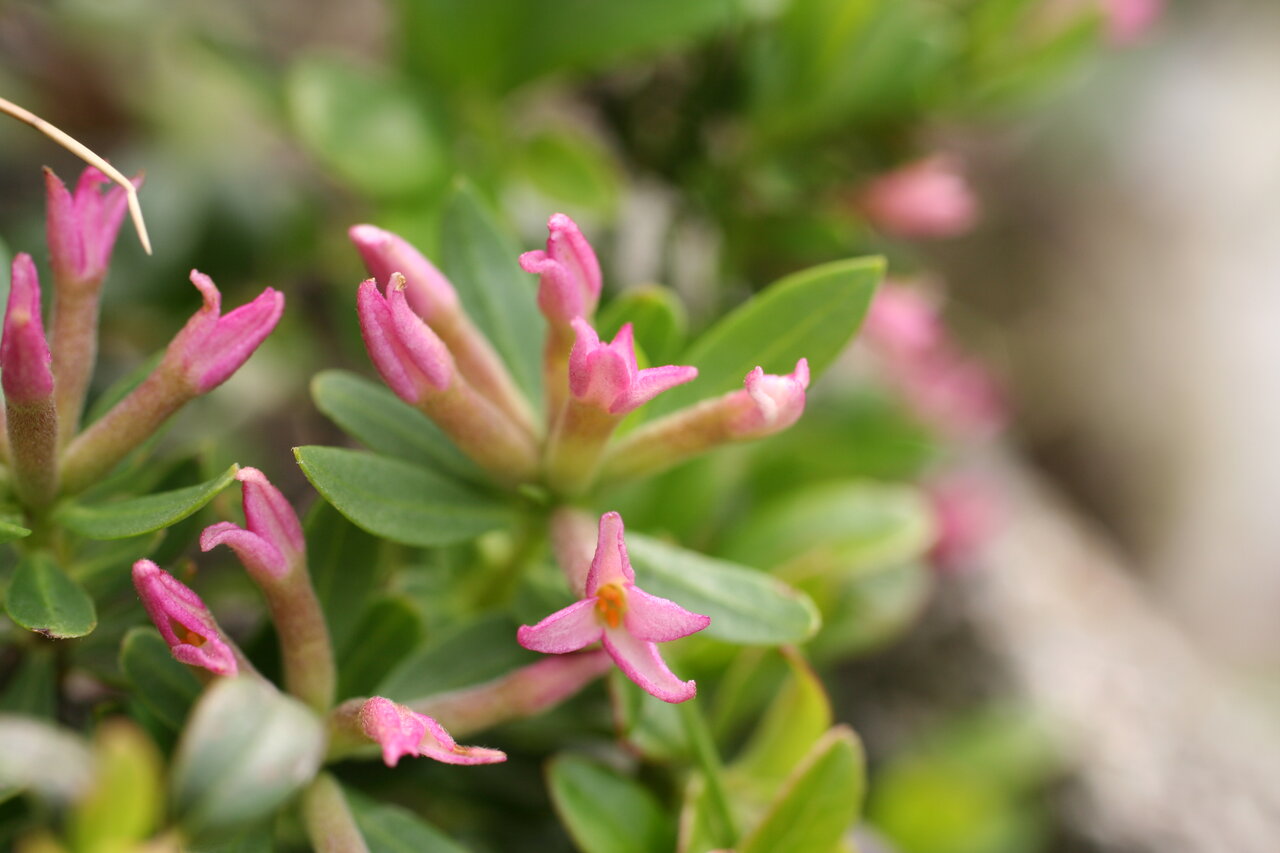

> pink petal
[522,251,584,324]
[357,278,420,403]
[623,587,711,643]
[603,629,696,703]
[44,169,82,283]
[236,467,305,560]
[359,697,426,767]
[517,598,602,654]
[610,364,699,415]
[131,560,238,677]
[387,281,452,390]
[545,213,601,307]
[585,511,634,594]
[417,716,507,765]
[349,224,459,321]
[189,282,285,391]
[1,254,54,405]
[199,521,286,580]
[568,318,632,408]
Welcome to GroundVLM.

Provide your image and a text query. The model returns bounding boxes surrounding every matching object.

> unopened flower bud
[132,560,238,677]
[859,156,977,240]
[358,697,506,767]
[2,254,58,506]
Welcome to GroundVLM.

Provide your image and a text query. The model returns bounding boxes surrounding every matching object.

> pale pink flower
[45,166,139,289]
[859,157,978,240]
[1101,0,1163,44]
[728,359,810,438]
[132,560,238,677]
[518,512,710,704]
[358,697,506,767]
[200,467,305,581]
[2,254,54,406]
[166,272,284,394]
[568,319,697,415]
[520,213,603,326]
[926,472,1003,573]
[356,276,452,404]
[348,224,460,322]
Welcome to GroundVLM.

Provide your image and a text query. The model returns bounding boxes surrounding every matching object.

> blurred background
[4,0,1280,851]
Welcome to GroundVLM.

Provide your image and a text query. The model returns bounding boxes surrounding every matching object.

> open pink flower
[859,156,977,240]
[358,697,506,767]
[518,512,710,703]
[520,213,603,325]
[568,319,697,415]
[132,560,237,677]
[200,467,305,581]
[166,271,284,394]
[2,254,54,406]
[45,166,139,289]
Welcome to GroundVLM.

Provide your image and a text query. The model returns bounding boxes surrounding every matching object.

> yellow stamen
[595,583,628,629]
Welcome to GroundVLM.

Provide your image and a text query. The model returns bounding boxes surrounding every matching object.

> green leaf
[5,552,97,638]
[738,727,865,853]
[287,55,444,199]
[336,596,423,699]
[0,517,32,544]
[547,755,674,853]
[811,562,932,662]
[305,500,382,651]
[650,257,882,417]
[56,464,239,540]
[377,613,536,702]
[597,285,689,367]
[294,446,514,548]
[731,650,832,790]
[69,720,163,851]
[347,790,469,853]
[0,715,94,802]
[119,627,203,732]
[520,130,621,214]
[310,370,484,483]
[0,648,55,717]
[625,534,820,646]
[439,182,544,404]
[172,678,326,838]
[609,672,688,762]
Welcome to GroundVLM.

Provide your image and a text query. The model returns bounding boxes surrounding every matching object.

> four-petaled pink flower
[519,213,603,325]
[359,697,507,767]
[518,512,710,703]
[2,254,55,406]
[200,467,306,581]
[132,559,238,677]
[569,319,697,415]
[166,271,285,394]
[45,166,139,289]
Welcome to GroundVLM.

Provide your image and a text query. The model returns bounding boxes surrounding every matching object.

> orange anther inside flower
[170,618,207,647]
[595,583,628,629]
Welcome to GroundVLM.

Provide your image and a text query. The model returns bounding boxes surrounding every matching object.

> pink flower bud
[519,213,602,325]
[568,318,697,415]
[926,471,1003,573]
[132,560,238,677]
[200,467,305,581]
[356,276,453,404]
[348,224,459,322]
[729,359,810,439]
[45,166,139,289]
[166,271,284,394]
[862,284,944,359]
[859,156,978,240]
[358,697,506,767]
[2,254,54,406]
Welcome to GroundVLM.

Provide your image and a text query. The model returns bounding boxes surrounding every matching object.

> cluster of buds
[1,167,283,507]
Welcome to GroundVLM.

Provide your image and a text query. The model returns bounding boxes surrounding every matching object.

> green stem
[679,698,738,848]
[261,566,335,714]
[302,773,369,853]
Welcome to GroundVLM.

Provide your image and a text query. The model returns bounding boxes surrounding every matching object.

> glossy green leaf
[56,464,239,540]
[0,715,94,802]
[739,727,865,853]
[347,790,469,853]
[172,678,326,837]
[0,517,31,544]
[378,613,536,702]
[650,257,882,416]
[69,720,163,851]
[287,55,443,198]
[337,595,423,698]
[597,285,689,366]
[120,628,203,731]
[294,446,514,547]
[0,648,55,717]
[548,755,674,853]
[5,552,97,638]
[311,370,484,484]
[305,500,382,651]
[439,182,544,403]
[626,534,820,646]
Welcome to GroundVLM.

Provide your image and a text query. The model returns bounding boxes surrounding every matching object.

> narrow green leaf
[597,285,689,366]
[0,715,94,802]
[119,627,203,731]
[337,596,423,699]
[520,129,621,214]
[439,182,544,403]
[812,561,932,661]
[739,727,866,853]
[172,678,326,837]
[377,613,536,702]
[650,257,882,417]
[0,517,32,544]
[311,370,484,484]
[305,500,382,651]
[56,465,239,540]
[548,755,674,853]
[295,446,514,547]
[347,790,470,853]
[731,650,832,788]
[5,552,97,638]
[626,534,820,646]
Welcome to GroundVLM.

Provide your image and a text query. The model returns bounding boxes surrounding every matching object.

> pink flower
[519,213,603,326]
[728,359,810,439]
[349,224,459,323]
[132,560,238,677]
[45,166,138,289]
[568,319,697,415]
[358,697,506,767]
[2,254,54,406]
[356,276,452,404]
[200,467,305,581]
[859,157,978,240]
[166,271,284,394]
[861,285,943,359]
[518,512,710,704]
[1101,0,1163,44]
[926,472,1003,573]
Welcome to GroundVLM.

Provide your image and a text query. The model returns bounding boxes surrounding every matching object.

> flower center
[594,583,628,629]
[170,617,207,647]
